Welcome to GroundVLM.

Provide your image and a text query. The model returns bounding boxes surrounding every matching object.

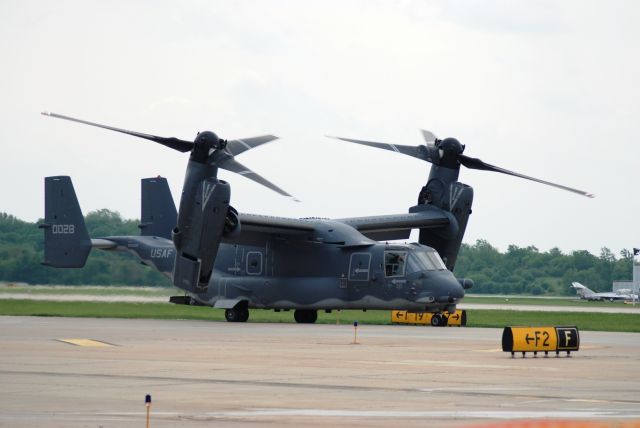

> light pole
[633,248,639,307]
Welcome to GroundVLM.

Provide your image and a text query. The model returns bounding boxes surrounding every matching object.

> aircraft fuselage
[105,234,465,313]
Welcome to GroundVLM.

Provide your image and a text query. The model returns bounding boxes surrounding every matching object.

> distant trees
[455,240,633,295]
[0,211,170,287]
[0,211,633,294]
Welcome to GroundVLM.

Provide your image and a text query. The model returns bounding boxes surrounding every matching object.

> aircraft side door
[347,252,371,298]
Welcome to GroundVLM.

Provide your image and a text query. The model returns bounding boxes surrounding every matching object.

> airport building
[613,280,634,293]
[613,263,640,294]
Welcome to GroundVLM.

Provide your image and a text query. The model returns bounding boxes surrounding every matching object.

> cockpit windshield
[408,250,447,272]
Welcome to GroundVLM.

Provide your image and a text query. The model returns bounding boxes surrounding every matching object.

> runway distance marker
[56,338,115,347]
[502,326,579,357]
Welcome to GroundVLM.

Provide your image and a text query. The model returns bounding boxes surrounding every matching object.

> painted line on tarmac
[56,338,116,347]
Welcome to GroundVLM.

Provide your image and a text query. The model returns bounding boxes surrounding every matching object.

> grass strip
[0,299,638,332]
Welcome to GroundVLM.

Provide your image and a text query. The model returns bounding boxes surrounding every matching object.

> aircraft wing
[336,208,451,241]
[238,213,316,236]
[229,213,377,247]
[229,207,451,246]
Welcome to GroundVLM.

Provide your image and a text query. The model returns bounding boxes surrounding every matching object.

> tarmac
[1,316,639,427]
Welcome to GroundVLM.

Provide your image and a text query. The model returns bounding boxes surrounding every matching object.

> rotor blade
[420,129,438,144]
[327,136,430,162]
[225,135,279,157]
[459,154,594,198]
[220,158,299,200]
[41,111,194,152]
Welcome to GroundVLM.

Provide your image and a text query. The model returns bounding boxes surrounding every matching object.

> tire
[430,314,443,327]
[225,308,239,322]
[225,307,250,322]
[294,309,318,324]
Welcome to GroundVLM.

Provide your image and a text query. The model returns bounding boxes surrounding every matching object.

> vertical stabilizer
[571,282,595,299]
[139,177,177,240]
[40,176,91,267]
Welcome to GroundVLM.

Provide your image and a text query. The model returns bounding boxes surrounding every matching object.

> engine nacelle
[172,178,230,292]
[224,206,241,238]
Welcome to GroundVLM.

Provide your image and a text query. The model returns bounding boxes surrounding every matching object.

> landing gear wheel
[225,308,239,322]
[225,308,249,322]
[238,308,249,322]
[294,309,318,324]
[431,314,447,327]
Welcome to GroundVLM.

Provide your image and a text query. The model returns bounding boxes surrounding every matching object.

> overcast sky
[1,1,638,256]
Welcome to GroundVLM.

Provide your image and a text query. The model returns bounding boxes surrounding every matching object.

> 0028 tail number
[52,224,75,234]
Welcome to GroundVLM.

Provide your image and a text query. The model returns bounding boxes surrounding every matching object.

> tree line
[0,210,170,287]
[0,210,632,294]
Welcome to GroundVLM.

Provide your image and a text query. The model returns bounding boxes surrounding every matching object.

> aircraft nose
[438,278,465,302]
[452,280,465,299]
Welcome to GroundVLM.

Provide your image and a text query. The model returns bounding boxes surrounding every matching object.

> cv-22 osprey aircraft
[40,113,593,325]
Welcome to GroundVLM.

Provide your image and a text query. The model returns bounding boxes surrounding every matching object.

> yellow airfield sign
[502,326,580,356]
[391,310,467,327]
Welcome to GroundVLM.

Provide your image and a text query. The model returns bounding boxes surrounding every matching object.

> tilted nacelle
[172,177,235,292]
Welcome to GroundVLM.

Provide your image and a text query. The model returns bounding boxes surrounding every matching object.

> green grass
[1,299,638,332]
[467,310,640,332]
[3,285,634,308]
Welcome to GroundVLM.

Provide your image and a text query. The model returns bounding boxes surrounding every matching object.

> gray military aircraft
[40,113,592,325]
[571,282,638,302]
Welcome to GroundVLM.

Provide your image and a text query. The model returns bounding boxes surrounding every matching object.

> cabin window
[385,251,407,277]
[348,253,371,281]
[246,251,262,275]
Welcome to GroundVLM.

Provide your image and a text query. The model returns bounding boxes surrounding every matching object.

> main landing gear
[224,307,318,324]
[294,309,318,324]
[225,307,249,322]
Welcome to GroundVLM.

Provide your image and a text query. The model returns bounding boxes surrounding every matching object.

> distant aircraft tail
[571,282,595,298]
[139,177,177,240]
[40,176,92,267]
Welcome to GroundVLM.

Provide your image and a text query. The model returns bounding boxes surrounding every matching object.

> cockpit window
[408,251,447,272]
[426,251,447,270]
[384,251,407,277]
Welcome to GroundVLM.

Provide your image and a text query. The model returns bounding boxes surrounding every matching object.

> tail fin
[571,282,595,297]
[40,176,91,267]
[138,177,177,240]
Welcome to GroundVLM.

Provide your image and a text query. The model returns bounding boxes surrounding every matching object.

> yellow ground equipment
[391,310,467,327]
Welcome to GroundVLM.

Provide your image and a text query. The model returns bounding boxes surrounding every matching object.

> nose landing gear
[430,313,448,327]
